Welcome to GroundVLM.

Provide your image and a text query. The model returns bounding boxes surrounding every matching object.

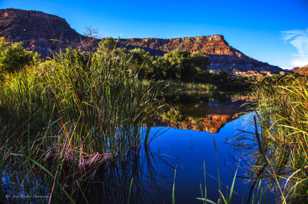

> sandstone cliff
[292,65,308,76]
[0,8,283,74]
[0,8,84,56]
[117,36,282,73]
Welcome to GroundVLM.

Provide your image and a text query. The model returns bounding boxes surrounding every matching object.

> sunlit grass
[255,74,308,203]
[0,46,163,203]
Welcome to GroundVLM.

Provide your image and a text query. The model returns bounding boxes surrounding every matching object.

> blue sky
[1,0,308,68]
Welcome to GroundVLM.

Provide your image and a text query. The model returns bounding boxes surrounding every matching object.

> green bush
[0,37,38,73]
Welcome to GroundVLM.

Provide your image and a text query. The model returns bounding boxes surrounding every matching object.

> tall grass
[254,74,308,203]
[0,46,163,202]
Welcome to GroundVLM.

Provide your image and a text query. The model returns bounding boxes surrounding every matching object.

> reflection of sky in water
[1,113,275,204]
[1,169,49,203]
[132,112,274,204]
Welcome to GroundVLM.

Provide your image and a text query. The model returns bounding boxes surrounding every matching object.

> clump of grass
[254,74,308,203]
[0,43,163,202]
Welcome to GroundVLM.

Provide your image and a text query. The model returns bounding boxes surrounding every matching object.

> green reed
[254,74,308,203]
[0,45,163,203]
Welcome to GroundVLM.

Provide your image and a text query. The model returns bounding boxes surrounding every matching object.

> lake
[1,101,278,204]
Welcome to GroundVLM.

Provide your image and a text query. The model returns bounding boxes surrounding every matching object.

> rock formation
[0,8,283,74]
[117,35,282,74]
[0,8,84,56]
[292,65,308,76]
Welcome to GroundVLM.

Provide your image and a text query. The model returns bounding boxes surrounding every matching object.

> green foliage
[129,48,155,78]
[197,169,239,204]
[0,42,163,202]
[163,50,190,65]
[0,36,256,204]
[125,47,250,93]
[0,37,38,73]
[162,50,209,81]
[255,74,308,203]
[0,38,256,202]
[160,106,184,123]
[98,38,117,50]
[1,45,162,155]
[89,38,251,94]
[163,50,191,80]
[112,47,212,83]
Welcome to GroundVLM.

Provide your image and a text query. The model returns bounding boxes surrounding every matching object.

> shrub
[0,37,38,73]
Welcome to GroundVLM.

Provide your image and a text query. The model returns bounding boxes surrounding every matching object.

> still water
[85,112,276,204]
[1,111,277,204]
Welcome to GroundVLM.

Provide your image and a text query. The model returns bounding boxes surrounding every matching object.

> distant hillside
[0,8,283,75]
[117,36,282,74]
[0,8,84,56]
[292,65,308,76]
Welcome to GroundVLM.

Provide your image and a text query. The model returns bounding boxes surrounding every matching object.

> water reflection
[1,112,279,204]
[82,113,275,204]
[162,98,251,133]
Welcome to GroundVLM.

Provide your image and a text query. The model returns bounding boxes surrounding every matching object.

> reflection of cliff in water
[162,95,251,133]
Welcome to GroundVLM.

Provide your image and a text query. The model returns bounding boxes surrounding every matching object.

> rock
[116,35,283,74]
[292,65,308,76]
[0,8,283,74]
[0,8,84,56]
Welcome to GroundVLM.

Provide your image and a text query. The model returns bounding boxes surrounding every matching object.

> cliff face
[0,8,84,56]
[117,35,282,73]
[292,65,308,76]
[0,8,283,74]
[119,35,242,57]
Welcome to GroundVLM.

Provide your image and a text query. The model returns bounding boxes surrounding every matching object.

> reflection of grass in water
[172,169,176,204]
[158,80,218,98]
[0,183,5,202]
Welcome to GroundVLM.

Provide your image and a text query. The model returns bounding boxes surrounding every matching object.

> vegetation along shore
[0,8,307,204]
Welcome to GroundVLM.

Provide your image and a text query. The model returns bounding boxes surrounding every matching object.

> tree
[0,37,38,73]
[162,50,209,82]
[129,48,154,78]
[163,50,190,80]
[97,38,117,51]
